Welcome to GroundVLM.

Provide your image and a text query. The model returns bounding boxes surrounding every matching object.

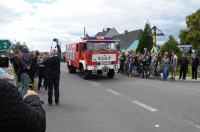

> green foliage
[179,29,189,45]
[136,22,153,53]
[161,35,182,58]
[12,41,29,52]
[179,9,200,49]
[197,46,200,57]
[186,9,200,30]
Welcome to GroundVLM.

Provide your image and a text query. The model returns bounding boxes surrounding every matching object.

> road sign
[0,40,13,51]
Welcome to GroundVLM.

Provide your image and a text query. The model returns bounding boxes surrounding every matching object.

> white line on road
[182,120,200,130]
[88,81,102,87]
[132,100,158,112]
[106,89,121,96]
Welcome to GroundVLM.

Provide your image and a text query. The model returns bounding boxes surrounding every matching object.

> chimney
[107,28,111,31]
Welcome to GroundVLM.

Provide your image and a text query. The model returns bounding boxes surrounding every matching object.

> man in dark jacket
[30,51,38,85]
[179,54,189,80]
[20,48,32,96]
[45,43,61,105]
[38,54,47,91]
[191,54,199,80]
[0,80,46,132]
[12,49,22,82]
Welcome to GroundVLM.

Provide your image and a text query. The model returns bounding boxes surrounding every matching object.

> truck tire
[107,69,115,78]
[68,64,76,73]
[80,68,89,79]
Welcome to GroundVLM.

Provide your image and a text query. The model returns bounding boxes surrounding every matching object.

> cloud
[0,0,200,51]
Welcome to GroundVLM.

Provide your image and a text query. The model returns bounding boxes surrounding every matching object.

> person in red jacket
[0,80,46,132]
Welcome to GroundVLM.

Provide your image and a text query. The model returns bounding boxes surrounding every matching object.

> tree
[196,46,200,57]
[179,9,200,49]
[161,35,182,58]
[136,22,153,53]
[12,41,29,52]
[179,29,189,45]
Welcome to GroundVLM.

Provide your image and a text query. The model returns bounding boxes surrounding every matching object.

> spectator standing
[118,52,126,74]
[38,54,47,91]
[155,55,162,79]
[138,54,145,78]
[162,54,170,80]
[45,43,61,105]
[143,52,151,78]
[11,49,22,82]
[30,51,38,86]
[179,54,189,80]
[149,54,156,79]
[132,54,139,77]
[170,53,178,80]
[20,48,32,96]
[124,57,129,76]
[191,54,199,80]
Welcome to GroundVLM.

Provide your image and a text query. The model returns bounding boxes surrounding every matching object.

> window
[67,49,75,60]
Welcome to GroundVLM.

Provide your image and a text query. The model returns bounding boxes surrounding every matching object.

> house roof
[95,28,119,37]
[96,30,110,37]
[112,29,143,50]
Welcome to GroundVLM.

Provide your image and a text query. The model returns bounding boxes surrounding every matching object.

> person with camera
[45,41,61,105]
[0,79,46,132]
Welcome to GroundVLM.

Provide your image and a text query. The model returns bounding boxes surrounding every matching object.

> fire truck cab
[66,37,120,79]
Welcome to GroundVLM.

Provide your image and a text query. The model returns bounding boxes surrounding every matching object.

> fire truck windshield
[87,42,118,51]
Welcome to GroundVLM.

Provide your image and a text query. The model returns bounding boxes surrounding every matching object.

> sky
[0,0,200,51]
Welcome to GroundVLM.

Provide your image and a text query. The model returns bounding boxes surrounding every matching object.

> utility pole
[84,26,86,38]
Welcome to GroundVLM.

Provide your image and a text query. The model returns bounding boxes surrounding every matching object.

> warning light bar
[88,36,113,40]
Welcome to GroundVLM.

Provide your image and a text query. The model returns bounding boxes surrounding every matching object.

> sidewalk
[173,76,200,82]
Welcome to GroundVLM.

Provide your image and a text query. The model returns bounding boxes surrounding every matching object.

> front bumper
[87,64,119,72]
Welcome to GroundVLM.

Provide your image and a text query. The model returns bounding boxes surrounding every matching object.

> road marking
[88,81,102,87]
[182,120,200,130]
[106,89,121,96]
[132,100,158,112]
[154,124,160,128]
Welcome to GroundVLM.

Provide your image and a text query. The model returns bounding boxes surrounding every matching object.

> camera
[0,57,9,68]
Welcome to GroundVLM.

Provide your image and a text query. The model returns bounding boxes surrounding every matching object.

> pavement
[39,63,200,132]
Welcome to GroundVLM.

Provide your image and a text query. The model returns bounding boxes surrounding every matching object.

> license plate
[102,67,109,72]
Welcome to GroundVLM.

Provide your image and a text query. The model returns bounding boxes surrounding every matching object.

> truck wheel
[107,69,115,78]
[80,68,89,79]
[68,65,76,73]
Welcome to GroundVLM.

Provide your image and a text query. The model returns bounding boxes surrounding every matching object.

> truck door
[75,44,80,68]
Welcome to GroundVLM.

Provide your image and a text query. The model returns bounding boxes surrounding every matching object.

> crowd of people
[11,43,61,105]
[0,43,62,132]
[118,49,199,80]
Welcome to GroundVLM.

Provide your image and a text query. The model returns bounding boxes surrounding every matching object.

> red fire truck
[66,37,120,79]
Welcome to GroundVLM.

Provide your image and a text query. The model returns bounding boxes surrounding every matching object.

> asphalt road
[39,63,200,132]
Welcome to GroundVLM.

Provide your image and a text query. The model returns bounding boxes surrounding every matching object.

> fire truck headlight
[92,66,97,70]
